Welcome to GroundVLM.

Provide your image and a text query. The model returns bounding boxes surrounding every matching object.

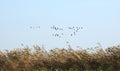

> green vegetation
[0,45,120,71]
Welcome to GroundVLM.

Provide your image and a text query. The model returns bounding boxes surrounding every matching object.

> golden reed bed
[0,45,120,71]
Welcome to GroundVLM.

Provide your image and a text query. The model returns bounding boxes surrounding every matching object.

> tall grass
[0,45,120,71]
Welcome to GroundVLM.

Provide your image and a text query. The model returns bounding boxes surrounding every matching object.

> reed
[0,45,120,71]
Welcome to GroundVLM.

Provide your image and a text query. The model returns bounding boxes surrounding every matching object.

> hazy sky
[0,0,120,50]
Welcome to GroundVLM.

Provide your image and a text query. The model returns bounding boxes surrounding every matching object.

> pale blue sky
[0,0,120,50]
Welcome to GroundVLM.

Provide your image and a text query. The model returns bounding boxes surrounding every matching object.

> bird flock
[51,25,64,38]
[30,26,41,29]
[30,25,83,38]
[68,26,83,36]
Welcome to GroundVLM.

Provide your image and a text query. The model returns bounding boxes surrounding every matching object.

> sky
[0,0,120,50]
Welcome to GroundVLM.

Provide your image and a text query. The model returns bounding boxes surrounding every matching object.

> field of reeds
[0,45,120,71]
